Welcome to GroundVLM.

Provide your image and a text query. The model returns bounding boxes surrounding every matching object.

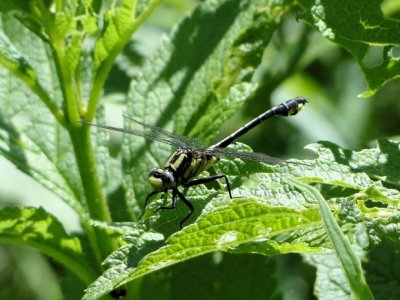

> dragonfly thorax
[148,167,175,191]
[148,148,219,193]
[164,148,219,185]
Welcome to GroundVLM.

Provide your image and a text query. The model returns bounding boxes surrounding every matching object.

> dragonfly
[83,97,308,228]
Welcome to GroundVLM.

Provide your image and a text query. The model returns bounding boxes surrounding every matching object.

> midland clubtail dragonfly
[83,97,308,228]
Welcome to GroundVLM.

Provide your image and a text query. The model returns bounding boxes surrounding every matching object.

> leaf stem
[288,177,375,300]
[0,54,65,125]
[1,236,97,285]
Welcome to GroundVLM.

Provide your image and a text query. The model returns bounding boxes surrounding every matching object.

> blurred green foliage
[0,0,399,299]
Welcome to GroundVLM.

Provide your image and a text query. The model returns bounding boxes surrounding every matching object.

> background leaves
[297,0,400,97]
[0,0,399,299]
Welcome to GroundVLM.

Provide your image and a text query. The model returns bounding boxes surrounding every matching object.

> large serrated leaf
[297,0,400,97]
[0,39,86,218]
[0,12,112,220]
[0,15,62,103]
[0,206,95,284]
[0,114,86,217]
[84,138,400,298]
[83,199,322,299]
[94,0,162,72]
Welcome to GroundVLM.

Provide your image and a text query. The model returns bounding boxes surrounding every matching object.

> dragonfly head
[148,167,175,191]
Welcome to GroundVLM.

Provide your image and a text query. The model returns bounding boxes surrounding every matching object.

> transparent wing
[122,116,207,149]
[81,117,207,149]
[205,147,309,166]
[82,118,306,166]
[205,147,285,165]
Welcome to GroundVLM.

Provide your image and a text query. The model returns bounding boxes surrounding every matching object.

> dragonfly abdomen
[212,97,307,149]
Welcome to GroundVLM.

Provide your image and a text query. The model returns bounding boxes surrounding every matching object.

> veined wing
[206,147,309,166]
[206,147,285,165]
[83,117,306,166]
[81,117,207,149]
[122,115,207,149]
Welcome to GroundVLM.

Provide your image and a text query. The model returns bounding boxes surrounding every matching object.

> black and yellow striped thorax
[148,148,218,191]
[164,148,218,185]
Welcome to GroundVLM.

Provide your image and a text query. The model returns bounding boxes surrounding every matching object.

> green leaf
[0,16,87,217]
[0,0,119,271]
[0,30,37,82]
[83,135,399,298]
[0,12,114,220]
[329,139,400,187]
[289,178,374,300]
[123,0,293,217]
[86,0,163,120]
[303,141,400,196]
[83,199,322,299]
[0,0,50,14]
[365,213,400,246]
[363,237,400,299]
[304,253,352,299]
[0,14,63,121]
[300,140,400,298]
[0,1,55,42]
[0,206,95,284]
[140,253,282,300]
[93,0,161,72]
[83,228,165,300]
[297,0,400,96]
[0,105,86,218]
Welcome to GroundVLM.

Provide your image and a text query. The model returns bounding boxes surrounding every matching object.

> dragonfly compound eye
[148,168,175,190]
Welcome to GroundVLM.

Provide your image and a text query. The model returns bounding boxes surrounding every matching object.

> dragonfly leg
[174,188,194,229]
[152,189,193,228]
[184,174,232,199]
[139,190,162,220]
[155,188,177,212]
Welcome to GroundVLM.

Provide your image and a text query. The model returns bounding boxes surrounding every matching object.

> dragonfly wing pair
[82,97,308,228]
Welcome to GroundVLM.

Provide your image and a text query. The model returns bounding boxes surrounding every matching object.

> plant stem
[69,125,117,260]
[53,38,81,125]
